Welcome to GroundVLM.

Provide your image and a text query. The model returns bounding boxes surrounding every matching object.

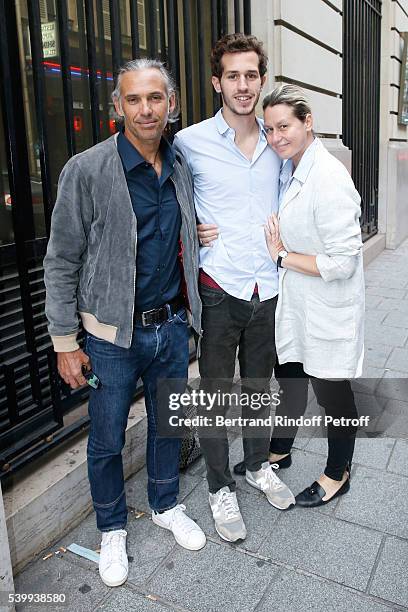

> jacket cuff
[316,253,358,282]
[315,254,332,282]
[51,333,80,352]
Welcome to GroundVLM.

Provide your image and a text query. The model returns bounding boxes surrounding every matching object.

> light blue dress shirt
[278,137,318,209]
[174,109,281,301]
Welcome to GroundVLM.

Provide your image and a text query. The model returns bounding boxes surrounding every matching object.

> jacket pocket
[79,263,95,296]
[306,294,356,341]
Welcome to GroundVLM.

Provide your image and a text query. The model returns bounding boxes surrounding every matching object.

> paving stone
[14,554,108,612]
[365,294,386,310]
[372,399,408,439]
[387,439,408,476]
[305,437,394,470]
[182,453,207,478]
[385,347,408,372]
[369,537,408,608]
[147,540,277,612]
[257,568,392,612]
[51,512,101,573]
[258,511,382,590]
[125,516,177,585]
[348,387,388,435]
[366,286,406,300]
[126,468,202,513]
[335,466,408,537]
[376,375,408,403]
[377,297,408,313]
[364,344,393,368]
[181,477,280,553]
[55,510,98,548]
[359,366,384,388]
[383,310,408,329]
[291,427,319,450]
[364,274,408,290]
[365,310,388,324]
[364,321,408,347]
[95,589,174,611]
[228,434,246,469]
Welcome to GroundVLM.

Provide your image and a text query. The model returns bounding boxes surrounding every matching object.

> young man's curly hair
[210,33,268,79]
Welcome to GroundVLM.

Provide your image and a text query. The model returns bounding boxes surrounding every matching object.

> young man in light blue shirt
[174,34,295,543]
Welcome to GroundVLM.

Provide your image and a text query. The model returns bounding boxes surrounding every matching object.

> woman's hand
[264,213,285,263]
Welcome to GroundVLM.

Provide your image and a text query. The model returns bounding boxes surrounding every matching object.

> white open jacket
[276,138,365,379]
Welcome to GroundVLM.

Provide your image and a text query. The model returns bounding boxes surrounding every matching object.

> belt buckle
[141,308,157,327]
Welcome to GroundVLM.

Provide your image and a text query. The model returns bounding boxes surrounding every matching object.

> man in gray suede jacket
[44,59,205,589]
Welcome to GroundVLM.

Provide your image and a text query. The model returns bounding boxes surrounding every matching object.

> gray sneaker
[246,462,296,510]
[209,486,247,542]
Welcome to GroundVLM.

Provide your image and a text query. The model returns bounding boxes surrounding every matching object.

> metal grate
[343,0,381,240]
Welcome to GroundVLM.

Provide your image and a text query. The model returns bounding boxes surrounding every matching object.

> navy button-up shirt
[117,130,181,312]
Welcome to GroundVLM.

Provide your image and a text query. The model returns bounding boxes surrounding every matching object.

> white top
[174,110,281,301]
[276,138,365,379]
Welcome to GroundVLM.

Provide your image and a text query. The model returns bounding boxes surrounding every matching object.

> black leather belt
[134,295,185,327]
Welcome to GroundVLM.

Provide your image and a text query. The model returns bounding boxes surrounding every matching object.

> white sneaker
[209,486,247,542]
[246,462,296,510]
[99,529,128,587]
[152,504,206,551]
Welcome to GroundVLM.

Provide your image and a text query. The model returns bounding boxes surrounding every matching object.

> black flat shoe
[233,453,292,476]
[269,453,292,469]
[295,478,350,508]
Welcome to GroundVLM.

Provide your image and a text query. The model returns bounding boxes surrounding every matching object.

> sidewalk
[13,239,408,612]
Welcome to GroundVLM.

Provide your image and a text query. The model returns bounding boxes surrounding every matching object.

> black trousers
[198,284,277,494]
[271,361,358,480]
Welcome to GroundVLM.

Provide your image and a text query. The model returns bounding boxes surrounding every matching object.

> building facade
[0,0,407,479]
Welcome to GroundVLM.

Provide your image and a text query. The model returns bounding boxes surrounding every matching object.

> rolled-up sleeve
[314,169,363,282]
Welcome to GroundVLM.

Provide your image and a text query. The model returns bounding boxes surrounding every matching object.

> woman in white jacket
[263,84,365,507]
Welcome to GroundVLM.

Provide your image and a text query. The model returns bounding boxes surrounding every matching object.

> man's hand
[264,213,285,263]
[197,223,219,247]
[57,348,90,389]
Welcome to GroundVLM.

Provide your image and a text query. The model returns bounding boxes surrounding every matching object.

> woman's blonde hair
[262,84,312,122]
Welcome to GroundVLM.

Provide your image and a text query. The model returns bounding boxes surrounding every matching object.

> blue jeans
[85,307,189,532]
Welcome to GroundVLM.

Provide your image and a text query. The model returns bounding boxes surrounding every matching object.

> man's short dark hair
[210,33,268,79]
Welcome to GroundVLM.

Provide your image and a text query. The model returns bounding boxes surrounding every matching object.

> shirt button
[156,267,160,272]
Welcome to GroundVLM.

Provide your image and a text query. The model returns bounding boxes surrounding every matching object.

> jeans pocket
[173,307,188,324]
[199,285,226,308]
[87,332,110,343]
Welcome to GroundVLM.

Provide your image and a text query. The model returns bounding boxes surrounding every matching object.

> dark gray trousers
[198,283,277,494]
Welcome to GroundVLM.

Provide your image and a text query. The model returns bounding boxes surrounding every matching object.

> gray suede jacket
[44,134,202,352]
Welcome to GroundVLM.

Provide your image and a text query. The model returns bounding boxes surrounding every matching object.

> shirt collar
[292,137,319,184]
[117,129,175,172]
[214,108,266,141]
[278,137,319,186]
[279,158,293,186]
